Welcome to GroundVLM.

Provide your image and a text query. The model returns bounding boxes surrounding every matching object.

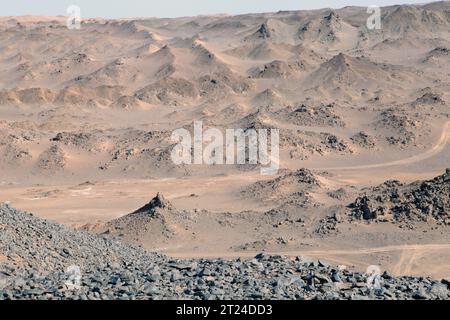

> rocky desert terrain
[0,1,449,299]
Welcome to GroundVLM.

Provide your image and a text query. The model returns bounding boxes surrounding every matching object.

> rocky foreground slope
[0,203,448,300]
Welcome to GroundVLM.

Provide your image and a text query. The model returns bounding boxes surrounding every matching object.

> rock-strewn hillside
[1,203,449,300]
[349,169,450,224]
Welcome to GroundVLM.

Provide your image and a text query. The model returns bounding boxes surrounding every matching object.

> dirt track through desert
[317,121,450,171]
[169,243,450,278]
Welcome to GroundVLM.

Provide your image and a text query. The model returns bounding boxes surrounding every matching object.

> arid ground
[0,2,449,279]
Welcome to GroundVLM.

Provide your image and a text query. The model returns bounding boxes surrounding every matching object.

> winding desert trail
[169,243,450,259]
[169,243,450,277]
[6,121,449,220]
[181,119,450,182]
[316,121,450,171]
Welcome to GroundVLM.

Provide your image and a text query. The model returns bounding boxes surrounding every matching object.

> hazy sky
[1,0,433,18]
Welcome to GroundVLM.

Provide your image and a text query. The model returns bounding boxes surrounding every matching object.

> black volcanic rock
[349,170,450,224]
[133,193,174,214]
[255,23,271,39]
